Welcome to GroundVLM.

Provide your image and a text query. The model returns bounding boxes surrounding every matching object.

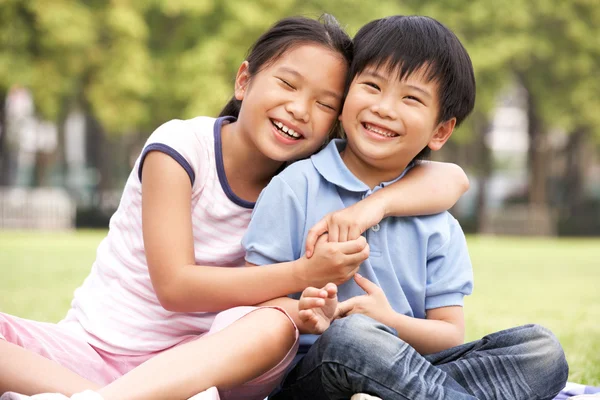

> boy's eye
[363,81,380,90]
[278,78,295,89]
[405,95,423,104]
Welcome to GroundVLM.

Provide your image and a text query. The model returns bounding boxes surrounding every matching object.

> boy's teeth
[365,123,396,137]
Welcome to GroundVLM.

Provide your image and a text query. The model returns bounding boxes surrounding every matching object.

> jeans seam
[322,360,417,400]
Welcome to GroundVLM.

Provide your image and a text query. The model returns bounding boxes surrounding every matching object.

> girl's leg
[0,340,100,395]
[0,313,103,395]
[99,307,297,400]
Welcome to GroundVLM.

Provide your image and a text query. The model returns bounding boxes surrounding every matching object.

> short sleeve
[243,176,307,266]
[137,119,209,191]
[425,215,474,310]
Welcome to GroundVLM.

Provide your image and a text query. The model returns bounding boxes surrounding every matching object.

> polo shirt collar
[311,139,413,193]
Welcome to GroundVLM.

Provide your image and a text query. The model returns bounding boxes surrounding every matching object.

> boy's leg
[0,313,103,395]
[424,324,568,400]
[272,314,476,400]
[98,307,298,400]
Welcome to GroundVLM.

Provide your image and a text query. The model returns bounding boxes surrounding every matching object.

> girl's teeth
[273,120,300,138]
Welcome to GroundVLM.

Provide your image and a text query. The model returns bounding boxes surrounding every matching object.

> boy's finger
[305,220,328,257]
[328,224,339,243]
[354,273,380,294]
[324,282,337,298]
[348,225,362,241]
[338,226,349,243]
[299,309,314,322]
[337,298,356,317]
[299,297,325,310]
[302,287,328,298]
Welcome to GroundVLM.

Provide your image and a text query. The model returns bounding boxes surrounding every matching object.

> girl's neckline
[213,116,256,209]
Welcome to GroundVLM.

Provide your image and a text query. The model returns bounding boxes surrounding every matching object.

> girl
[0,15,468,400]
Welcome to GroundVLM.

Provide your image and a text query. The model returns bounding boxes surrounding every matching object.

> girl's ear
[428,118,456,151]
[234,61,251,101]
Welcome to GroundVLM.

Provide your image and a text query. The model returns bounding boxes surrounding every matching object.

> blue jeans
[271,314,568,400]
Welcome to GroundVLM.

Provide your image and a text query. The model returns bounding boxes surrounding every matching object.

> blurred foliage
[0,0,599,141]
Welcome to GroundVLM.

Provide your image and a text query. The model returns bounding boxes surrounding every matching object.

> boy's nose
[371,98,397,120]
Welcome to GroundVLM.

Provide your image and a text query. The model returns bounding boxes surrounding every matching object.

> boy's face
[339,64,455,174]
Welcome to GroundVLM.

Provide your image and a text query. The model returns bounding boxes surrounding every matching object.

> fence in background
[0,188,75,229]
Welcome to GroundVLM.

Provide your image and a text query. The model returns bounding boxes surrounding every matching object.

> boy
[243,15,568,400]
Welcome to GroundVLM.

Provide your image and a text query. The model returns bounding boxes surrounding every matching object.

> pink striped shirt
[60,116,254,355]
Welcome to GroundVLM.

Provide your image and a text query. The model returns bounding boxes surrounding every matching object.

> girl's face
[234,44,348,162]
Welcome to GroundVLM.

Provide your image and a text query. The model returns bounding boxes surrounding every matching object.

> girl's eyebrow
[276,66,342,100]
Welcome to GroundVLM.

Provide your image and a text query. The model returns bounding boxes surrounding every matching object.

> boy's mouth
[271,119,303,140]
[362,122,399,138]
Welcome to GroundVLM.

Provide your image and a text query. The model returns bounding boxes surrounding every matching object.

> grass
[1,230,599,385]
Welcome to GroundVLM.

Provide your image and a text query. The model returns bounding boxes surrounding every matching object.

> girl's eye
[278,78,295,89]
[317,101,336,111]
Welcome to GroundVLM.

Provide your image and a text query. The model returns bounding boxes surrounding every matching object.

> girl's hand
[298,283,338,334]
[337,273,395,326]
[305,197,385,258]
[296,234,369,288]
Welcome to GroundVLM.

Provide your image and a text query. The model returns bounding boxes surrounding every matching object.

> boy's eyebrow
[362,69,432,100]
[277,66,342,100]
[405,84,433,100]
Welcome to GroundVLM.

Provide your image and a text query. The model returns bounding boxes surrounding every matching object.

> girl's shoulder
[147,116,217,145]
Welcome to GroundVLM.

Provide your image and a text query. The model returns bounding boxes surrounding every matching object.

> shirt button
[371,224,380,232]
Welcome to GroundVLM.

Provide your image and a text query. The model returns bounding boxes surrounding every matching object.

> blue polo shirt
[243,139,473,320]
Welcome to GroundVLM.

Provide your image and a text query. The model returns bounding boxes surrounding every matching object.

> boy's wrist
[369,191,391,220]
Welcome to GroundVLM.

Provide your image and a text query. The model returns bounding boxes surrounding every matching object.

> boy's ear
[428,118,456,151]
[234,61,251,101]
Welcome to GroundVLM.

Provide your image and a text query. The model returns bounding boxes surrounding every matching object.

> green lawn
[1,231,599,385]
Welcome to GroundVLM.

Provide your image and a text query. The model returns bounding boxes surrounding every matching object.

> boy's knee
[522,324,569,399]
[318,314,402,366]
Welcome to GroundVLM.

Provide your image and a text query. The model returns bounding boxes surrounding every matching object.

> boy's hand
[296,234,369,287]
[305,197,385,257]
[337,273,395,326]
[298,283,338,334]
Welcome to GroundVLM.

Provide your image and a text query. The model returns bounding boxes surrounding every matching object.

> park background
[0,0,599,387]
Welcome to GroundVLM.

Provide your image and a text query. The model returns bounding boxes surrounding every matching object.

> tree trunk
[525,85,548,207]
[0,90,10,186]
[562,127,587,215]
[473,113,492,233]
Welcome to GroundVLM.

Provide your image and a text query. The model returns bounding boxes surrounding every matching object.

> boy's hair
[349,15,476,159]
[220,14,353,132]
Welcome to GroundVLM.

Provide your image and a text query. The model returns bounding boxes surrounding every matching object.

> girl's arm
[141,152,367,313]
[305,161,469,256]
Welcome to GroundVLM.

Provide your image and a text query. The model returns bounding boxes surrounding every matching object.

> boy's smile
[340,65,455,187]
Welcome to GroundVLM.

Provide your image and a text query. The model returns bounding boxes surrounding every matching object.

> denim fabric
[272,314,568,400]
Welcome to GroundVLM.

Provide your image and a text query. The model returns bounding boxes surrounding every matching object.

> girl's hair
[219,14,353,136]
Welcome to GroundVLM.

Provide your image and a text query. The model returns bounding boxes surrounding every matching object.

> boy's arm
[305,161,468,256]
[337,274,464,355]
[338,217,473,355]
